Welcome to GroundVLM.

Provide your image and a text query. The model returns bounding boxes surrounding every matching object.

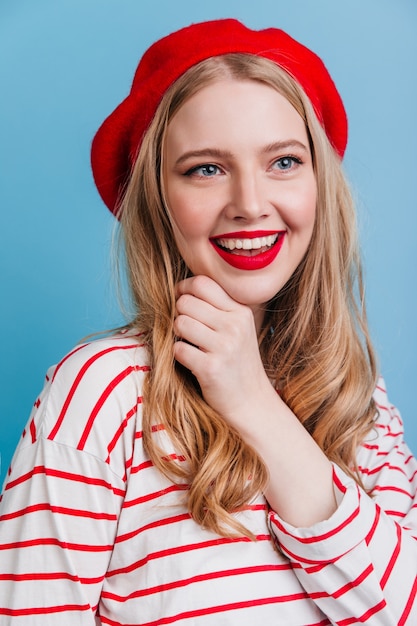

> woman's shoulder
[29,328,151,465]
[371,376,404,433]
[50,327,150,381]
[348,375,417,525]
[357,376,412,488]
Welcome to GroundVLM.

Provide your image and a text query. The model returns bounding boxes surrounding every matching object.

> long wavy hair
[118,54,378,538]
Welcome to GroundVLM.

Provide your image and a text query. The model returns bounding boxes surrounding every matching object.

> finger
[176,275,236,311]
[174,313,215,352]
[175,293,223,331]
[173,337,206,374]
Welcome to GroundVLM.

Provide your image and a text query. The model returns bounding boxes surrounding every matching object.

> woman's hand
[174,275,272,428]
[174,274,337,528]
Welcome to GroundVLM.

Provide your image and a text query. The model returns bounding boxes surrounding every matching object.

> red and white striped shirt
[0,329,416,625]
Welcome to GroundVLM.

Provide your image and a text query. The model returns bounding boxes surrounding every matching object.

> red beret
[91,18,348,215]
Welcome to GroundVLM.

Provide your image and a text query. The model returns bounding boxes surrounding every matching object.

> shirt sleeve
[0,334,147,625]
[268,379,417,625]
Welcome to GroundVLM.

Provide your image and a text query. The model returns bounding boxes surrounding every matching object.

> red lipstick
[210,230,286,271]
[213,229,279,239]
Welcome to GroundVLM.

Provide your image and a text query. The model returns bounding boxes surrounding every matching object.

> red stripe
[122,483,189,508]
[161,453,187,463]
[332,563,373,598]
[398,575,417,626]
[5,465,125,497]
[135,423,165,440]
[302,561,328,575]
[361,443,382,452]
[358,462,408,479]
[277,541,345,566]
[300,566,373,601]
[374,424,404,439]
[131,459,154,474]
[364,505,380,545]
[372,420,403,437]
[0,502,117,522]
[380,523,401,589]
[108,534,271,577]
[372,485,413,497]
[100,593,312,626]
[0,604,91,617]
[102,563,293,602]
[332,466,347,493]
[29,418,36,443]
[0,571,104,584]
[106,398,142,460]
[374,403,394,414]
[78,365,148,450]
[51,342,89,382]
[337,599,387,625]
[48,344,143,440]
[242,503,268,512]
[0,537,113,552]
[51,337,145,383]
[383,510,406,519]
[270,496,360,545]
[115,512,192,544]
[122,454,134,482]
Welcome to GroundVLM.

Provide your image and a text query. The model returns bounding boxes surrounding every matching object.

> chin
[226,286,278,308]
[225,276,283,303]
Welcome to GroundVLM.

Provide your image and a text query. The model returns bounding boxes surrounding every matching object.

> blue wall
[0,0,416,484]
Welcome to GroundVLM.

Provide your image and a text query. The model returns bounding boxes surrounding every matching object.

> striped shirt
[0,329,416,625]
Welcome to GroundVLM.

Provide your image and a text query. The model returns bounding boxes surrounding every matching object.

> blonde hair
[118,54,378,537]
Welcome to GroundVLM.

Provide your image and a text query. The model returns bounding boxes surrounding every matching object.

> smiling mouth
[215,233,279,256]
[209,231,286,270]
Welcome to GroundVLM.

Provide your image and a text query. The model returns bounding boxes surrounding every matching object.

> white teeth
[217,234,278,251]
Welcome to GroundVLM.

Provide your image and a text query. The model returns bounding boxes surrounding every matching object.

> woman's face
[163,78,317,326]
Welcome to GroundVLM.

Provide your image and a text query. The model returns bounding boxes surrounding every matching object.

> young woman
[0,18,416,625]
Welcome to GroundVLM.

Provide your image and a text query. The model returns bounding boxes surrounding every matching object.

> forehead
[165,78,308,150]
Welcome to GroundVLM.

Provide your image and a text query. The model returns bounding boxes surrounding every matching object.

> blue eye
[187,164,220,177]
[273,156,301,170]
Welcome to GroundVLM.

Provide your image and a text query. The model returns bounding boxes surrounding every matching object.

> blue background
[0,0,416,486]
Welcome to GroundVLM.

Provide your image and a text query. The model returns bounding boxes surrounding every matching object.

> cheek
[281,187,317,233]
[167,206,208,260]
[165,190,194,238]
[300,192,317,229]
[171,211,210,243]
[297,179,317,225]
[167,190,215,240]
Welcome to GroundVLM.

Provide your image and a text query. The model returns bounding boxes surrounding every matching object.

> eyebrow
[263,139,309,154]
[173,140,309,167]
[174,148,233,167]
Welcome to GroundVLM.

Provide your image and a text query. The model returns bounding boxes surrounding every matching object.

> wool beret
[91,18,348,215]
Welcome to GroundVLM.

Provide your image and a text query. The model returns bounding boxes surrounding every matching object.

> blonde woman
[1,19,416,625]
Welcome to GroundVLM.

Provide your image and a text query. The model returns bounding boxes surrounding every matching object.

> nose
[225,172,270,222]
